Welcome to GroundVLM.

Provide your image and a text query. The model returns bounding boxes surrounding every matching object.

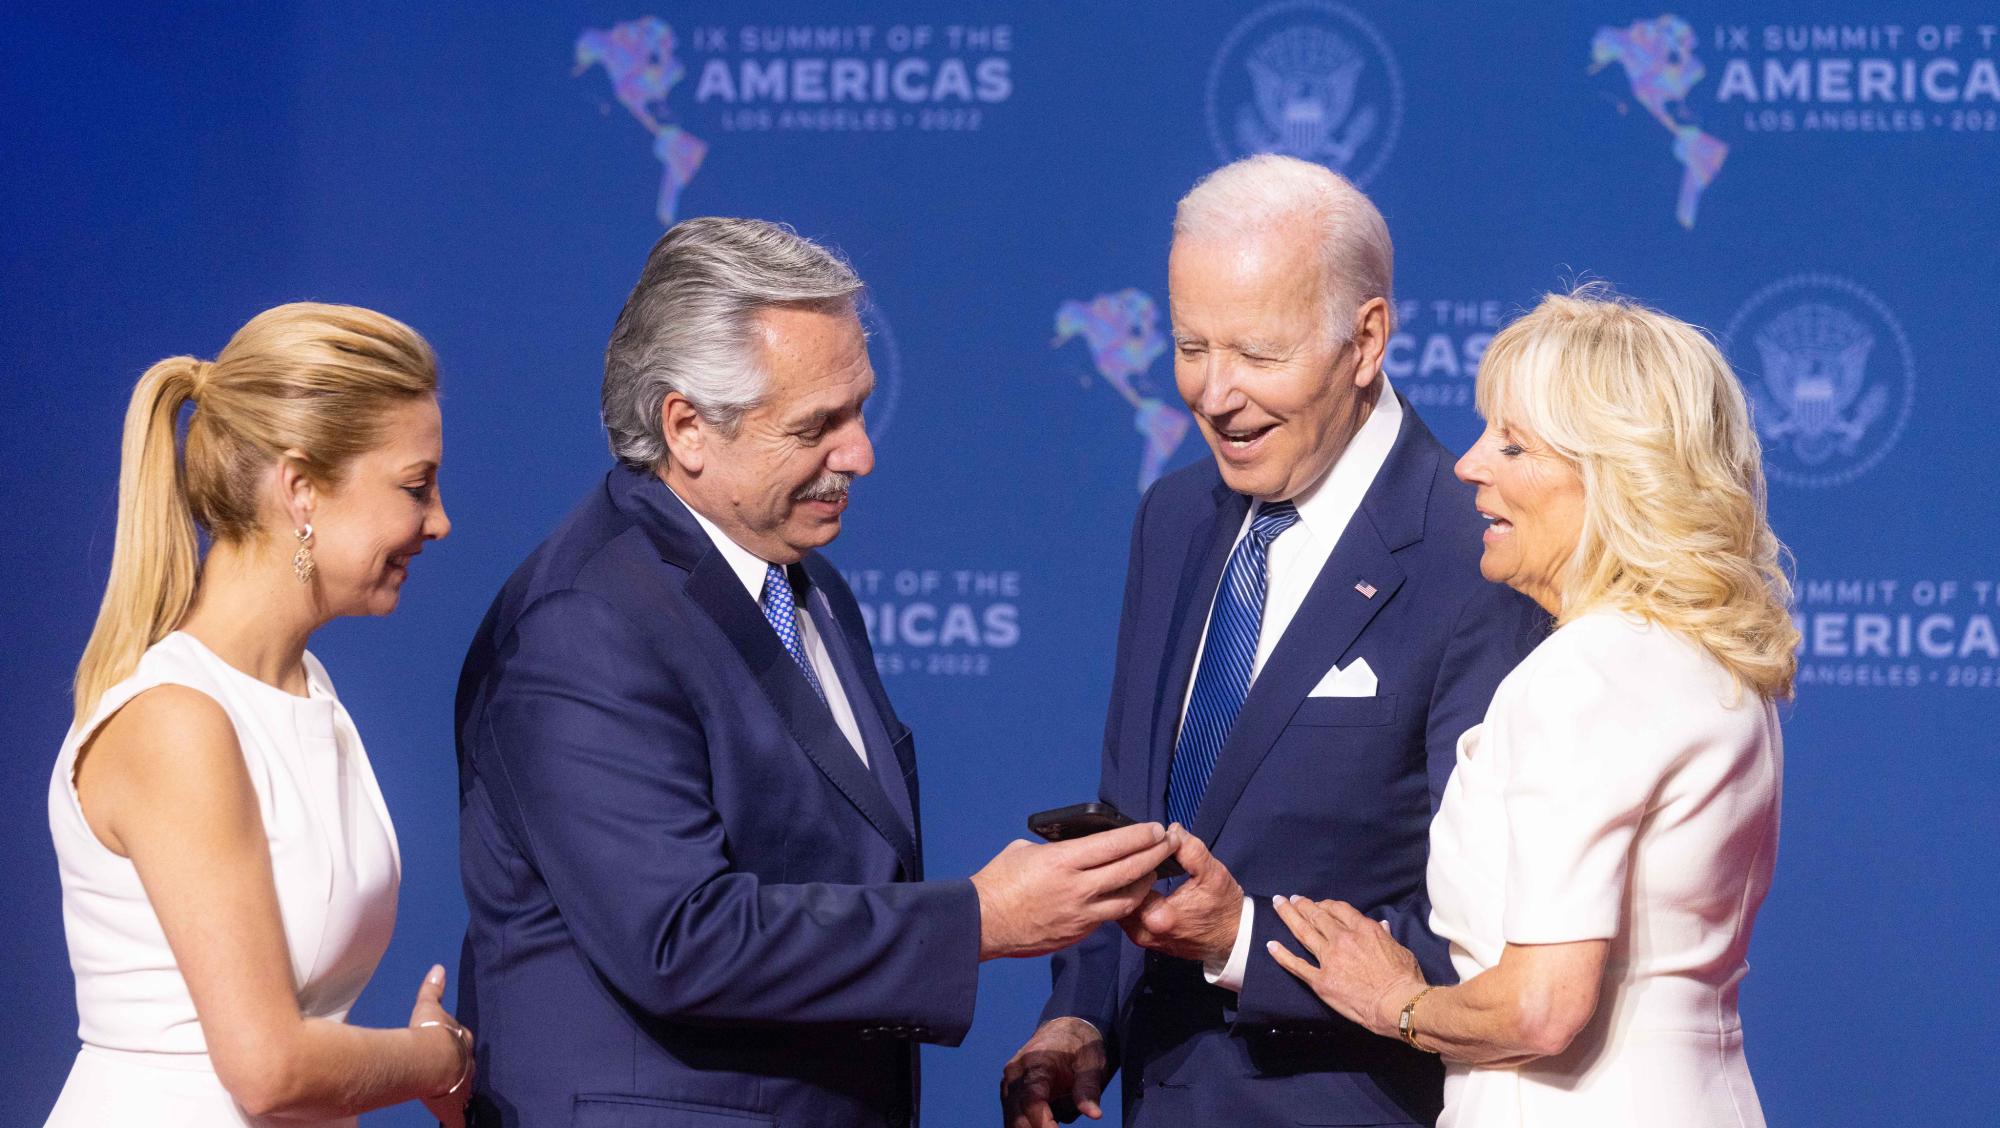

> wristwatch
[1397,986,1438,1052]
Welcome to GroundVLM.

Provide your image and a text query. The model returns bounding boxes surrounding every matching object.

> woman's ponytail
[72,357,204,724]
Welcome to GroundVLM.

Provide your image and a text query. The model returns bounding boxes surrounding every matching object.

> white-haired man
[457,217,1176,1128]
[1002,157,1546,1127]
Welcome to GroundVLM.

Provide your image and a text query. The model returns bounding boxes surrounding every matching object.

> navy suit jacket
[456,467,981,1128]
[1043,400,1546,1126]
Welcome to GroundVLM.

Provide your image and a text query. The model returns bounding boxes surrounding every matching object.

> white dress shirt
[667,486,869,766]
[1182,380,1404,991]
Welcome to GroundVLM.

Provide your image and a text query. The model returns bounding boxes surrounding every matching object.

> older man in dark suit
[1002,157,1547,1127]
[456,217,1175,1128]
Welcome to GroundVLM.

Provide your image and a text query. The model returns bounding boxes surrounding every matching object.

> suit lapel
[1188,511,1405,843]
[613,468,919,869]
[1146,484,1250,822]
[809,586,917,843]
[1180,398,1442,843]
[683,557,918,869]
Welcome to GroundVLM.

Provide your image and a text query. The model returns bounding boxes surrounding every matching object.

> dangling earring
[292,524,316,584]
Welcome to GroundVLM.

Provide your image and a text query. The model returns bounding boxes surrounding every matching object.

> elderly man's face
[690,304,875,563]
[1168,228,1378,502]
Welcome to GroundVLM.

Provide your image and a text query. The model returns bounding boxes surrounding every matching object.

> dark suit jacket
[1043,400,1547,1126]
[456,467,981,1128]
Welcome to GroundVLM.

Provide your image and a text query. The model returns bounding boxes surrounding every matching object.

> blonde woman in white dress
[1265,288,1795,1127]
[46,303,472,1127]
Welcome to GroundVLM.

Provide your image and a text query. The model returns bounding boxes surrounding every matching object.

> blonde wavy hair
[1477,287,1799,699]
[73,302,437,724]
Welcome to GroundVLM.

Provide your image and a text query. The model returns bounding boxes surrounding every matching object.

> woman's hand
[1267,895,1428,1039]
[409,965,473,1128]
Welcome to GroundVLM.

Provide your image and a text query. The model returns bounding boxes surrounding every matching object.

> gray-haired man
[456,217,1175,1128]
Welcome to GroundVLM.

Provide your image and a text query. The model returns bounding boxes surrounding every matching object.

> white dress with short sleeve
[1427,611,1781,1128]
[44,632,400,1127]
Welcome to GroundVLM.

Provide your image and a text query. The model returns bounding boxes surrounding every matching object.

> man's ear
[660,392,707,473]
[1348,297,1392,390]
[275,449,319,531]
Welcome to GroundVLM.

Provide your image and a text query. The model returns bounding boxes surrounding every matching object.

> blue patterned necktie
[1167,500,1301,829]
[761,563,826,703]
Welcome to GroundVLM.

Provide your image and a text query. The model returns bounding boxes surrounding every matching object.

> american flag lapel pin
[1354,580,1378,599]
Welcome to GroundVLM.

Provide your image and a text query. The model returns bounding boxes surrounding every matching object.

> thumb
[1170,824,1217,878]
[417,963,446,1006]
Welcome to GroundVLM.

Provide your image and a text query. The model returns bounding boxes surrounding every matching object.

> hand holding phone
[1028,801,1186,879]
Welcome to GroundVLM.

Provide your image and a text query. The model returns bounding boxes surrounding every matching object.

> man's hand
[1000,1017,1107,1128]
[971,823,1176,960]
[1119,825,1244,966]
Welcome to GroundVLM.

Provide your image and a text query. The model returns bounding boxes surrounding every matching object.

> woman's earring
[292,523,316,584]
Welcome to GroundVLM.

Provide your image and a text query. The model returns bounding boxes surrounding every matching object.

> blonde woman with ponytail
[47,304,471,1127]
[1264,287,1796,1127]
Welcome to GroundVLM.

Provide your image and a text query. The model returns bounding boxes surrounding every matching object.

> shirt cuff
[1201,897,1256,993]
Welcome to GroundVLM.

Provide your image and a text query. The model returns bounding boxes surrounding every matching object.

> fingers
[1271,894,1328,955]
[1091,833,1178,890]
[1263,937,1319,984]
[1315,898,1370,930]
[1132,886,1174,933]
[1060,821,1169,869]
[1073,1051,1106,1119]
[1289,898,1350,946]
[1003,1061,1059,1128]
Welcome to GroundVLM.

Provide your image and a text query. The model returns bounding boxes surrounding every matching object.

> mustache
[795,471,854,502]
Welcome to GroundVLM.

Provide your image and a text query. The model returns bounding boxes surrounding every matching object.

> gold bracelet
[1396,986,1438,1053]
[417,1019,474,1097]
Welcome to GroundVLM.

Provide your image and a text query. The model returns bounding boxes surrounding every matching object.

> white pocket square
[1309,657,1378,698]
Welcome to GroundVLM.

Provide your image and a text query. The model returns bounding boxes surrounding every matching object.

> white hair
[1172,154,1396,339]
[602,216,863,469]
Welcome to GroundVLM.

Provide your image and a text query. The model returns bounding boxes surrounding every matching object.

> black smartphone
[1027,801,1185,879]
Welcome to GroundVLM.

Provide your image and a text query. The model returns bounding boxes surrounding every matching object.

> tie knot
[1249,500,1301,542]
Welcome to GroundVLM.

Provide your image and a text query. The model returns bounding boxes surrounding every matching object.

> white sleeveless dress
[1427,612,1780,1127]
[45,632,401,1127]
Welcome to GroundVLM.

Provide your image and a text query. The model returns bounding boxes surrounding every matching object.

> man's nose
[1189,358,1246,418]
[830,419,874,477]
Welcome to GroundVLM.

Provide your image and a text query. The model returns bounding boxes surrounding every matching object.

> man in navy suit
[456,217,1176,1128]
[1002,158,1547,1127]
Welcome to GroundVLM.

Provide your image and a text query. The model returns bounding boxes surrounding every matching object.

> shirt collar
[1267,374,1403,540]
[663,482,775,600]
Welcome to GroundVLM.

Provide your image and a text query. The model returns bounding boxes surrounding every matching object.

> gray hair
[1173,154,1397,340]
[602,216,864,469]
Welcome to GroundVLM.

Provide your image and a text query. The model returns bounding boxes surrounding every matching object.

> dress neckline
[170,631,329,706]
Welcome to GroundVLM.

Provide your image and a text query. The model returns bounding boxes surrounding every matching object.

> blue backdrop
[5,2,1998,1124]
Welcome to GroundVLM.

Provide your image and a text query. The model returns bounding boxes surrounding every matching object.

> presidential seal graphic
[1724,275,1915,488]
[1206,1,1404,187]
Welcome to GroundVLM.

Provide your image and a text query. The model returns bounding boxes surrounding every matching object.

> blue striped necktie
[1167,500,1301,828]
[761,563,826,703]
